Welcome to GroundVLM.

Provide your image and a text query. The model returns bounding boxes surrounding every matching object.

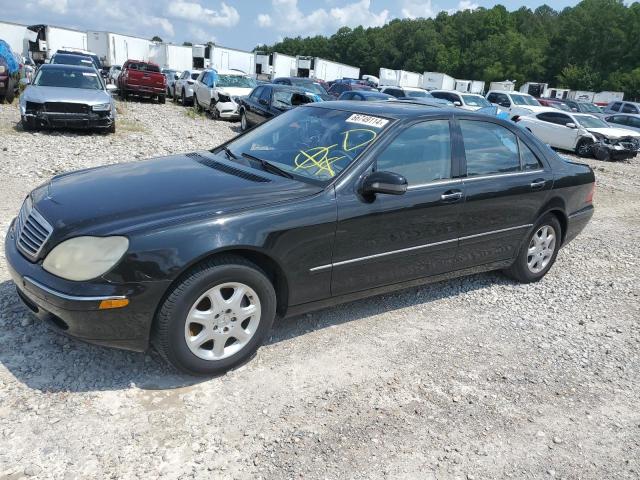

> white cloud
[401,0,435,19]
[189,25,216,43]
[145,16,175,37]
[257,0,389,35]
[33,0,69,14]
[449,0,479,14]
[167,1,239,27]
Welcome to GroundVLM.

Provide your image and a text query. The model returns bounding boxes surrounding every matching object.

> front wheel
[158,95,166,104]
[153,256,277,376]
[240,110,248,131]
[504,214,561,283]
[576,138,594,158]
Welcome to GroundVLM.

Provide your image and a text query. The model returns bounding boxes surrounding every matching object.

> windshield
[52,55,94,67]
[290,80,327,95]
[216,74,256,88]
[577,115,609,128]
[511,94,540,106]
[407,90,429,98]
[580,103,601,113]
[462,94,491,107]
[221,107,391,183]
[34,68,104,90]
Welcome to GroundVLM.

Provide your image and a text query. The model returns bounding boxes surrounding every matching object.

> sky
[2,0,582,51]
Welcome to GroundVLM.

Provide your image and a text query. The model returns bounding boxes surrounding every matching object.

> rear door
[331,116,464,295]
[455,117,553,267]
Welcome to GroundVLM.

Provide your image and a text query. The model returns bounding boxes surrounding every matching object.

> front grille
[619,137,640,151]
[25,101,43,113]
[15,197,53,261]
[43,102,90,114]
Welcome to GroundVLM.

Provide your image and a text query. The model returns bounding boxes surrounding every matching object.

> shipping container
[544,88,570,99]
[254,52,296,80]
[192,44,206,69]
[298,57,359,82]
[210,45,255,74]
[27,24,87,63]
[0,21,29,57]
[422,72,456,90]
[455,79,472,92]
[519,82,548,97]
[378,68,421,87]
[567,90,595,102]
[149,43,192,71]
[593,91,624,105]
[489,80,515,92]
[87,31,151,67]
[470,80,485,94]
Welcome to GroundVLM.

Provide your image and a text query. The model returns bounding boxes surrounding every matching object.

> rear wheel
[158,95,166,104]
[195,97,203,113]
[153,255,277,376]
[504,214,561,283]
[240,110,248,131]
[576,138,594,157]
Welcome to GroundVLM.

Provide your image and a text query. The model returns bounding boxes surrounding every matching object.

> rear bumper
[5,219,168,352]
[123,84,165,96]
[565,205,594,245]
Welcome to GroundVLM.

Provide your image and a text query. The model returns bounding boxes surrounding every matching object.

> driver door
[331,118,463,296]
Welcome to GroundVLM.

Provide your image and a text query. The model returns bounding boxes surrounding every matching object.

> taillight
[586,182,595,203]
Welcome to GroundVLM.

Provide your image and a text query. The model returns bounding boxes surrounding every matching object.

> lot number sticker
[346,114,389,128]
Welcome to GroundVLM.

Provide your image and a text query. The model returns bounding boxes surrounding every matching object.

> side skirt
[283,259,513,318]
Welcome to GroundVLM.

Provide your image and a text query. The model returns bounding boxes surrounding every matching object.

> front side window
[461,95,491,107]
[621,103,639,114]
[576,115,608,129]
[250,86,264,99]
[376,120,451,185]
[406,90,429,98]
[258,87,271,103]
[627,117,640,128]
[511,94,541,106]
[610,102,622,112]
[222,107,391,183]
[460,120,520,176]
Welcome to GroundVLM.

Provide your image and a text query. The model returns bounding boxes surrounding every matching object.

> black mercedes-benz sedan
[6,102,595,375]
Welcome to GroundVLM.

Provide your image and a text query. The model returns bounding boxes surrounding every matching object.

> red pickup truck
[117,60,166,103]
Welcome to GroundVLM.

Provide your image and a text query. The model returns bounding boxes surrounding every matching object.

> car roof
[307,100,455,118]
[39,63,97,73]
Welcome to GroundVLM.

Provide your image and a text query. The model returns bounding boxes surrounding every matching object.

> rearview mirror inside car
[361,171,408,196]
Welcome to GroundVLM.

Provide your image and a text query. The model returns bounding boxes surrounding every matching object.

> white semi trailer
[87,31,152,67]
[210,45,255,74]
[593,91,624,105]
[567,91,595,102]
[297,57,360,82]
[27,24,87,63]
[455,79,472,92]
[489,80,515,91]
[0,21,29,57]
[254,52,297,80]
[470,80,485,94]
[379,68,421,87]
[149,43,192,71]
[422,72,456,90]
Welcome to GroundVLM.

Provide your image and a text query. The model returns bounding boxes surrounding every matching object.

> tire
[158,95,166,104]
[153,255,277,376]
[5,86,15,104]
[181,90,187,106]
[240,110,248,131]
[21,116,36,131]
[108,122,116,134]
[504,214,562,283]
[195,97,203,113]
[209,101,220,120]
[593,145,611,162]
[576,138,594,158]
[0,96,4,104]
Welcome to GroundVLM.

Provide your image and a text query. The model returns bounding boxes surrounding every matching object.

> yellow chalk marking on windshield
[341,128,377,151]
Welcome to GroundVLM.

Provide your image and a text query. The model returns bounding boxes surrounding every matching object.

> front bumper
[215,100,240,119]
[592,139,639,160]
[5,220,169,352]
[23,110,114,130]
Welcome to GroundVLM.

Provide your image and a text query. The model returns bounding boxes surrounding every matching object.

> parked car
[338,90,393,101]
[193,69,256,120]
[604,114,640,133]
[107,65,121,84]
[6,101,595,375]
[239,84,320,131]
[117,60,166,103]
[19,63,116,132]
[50,53,95,69]
[174,69,201,106]
[429,90,492,110]
[486,90,548,119]
[161,68,181,98]
[602,100,640,115]
[516,108,640,160]
[563,100,603,115]
[392,97,453,107]
[537,97,572,111]
[327,82,374,98]
[54,48,103,75]
[272,77,332,100]
[0,39,21,104]
[378,86,431,99]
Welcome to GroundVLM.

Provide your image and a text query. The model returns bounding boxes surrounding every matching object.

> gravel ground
[0,99,638,480]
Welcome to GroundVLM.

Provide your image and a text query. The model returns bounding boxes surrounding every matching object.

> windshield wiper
[220,146,239,161]
[241,152,294,179]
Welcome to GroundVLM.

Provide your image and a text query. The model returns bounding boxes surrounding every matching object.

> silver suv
[173,69,202,106]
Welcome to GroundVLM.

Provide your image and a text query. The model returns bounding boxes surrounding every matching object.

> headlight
[217,93,231,102]
[92,103,111,111]
[43,236,129,281]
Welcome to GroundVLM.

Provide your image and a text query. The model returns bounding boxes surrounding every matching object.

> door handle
[441,190,463,202]
[530,179,546,189]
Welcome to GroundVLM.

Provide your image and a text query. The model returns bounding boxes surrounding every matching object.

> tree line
[255,0,640,99]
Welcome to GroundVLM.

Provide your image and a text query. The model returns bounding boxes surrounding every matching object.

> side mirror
[259,98,269,106]
[565,122,577,129]
[19,78,31,86]
[499,101,510,108]
[106,84,117,93]
[453,101,462,107]
[174,74,179,80]
[571,108,578,112]
[361,171,408,196]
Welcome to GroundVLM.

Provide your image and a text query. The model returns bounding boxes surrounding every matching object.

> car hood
[30,151,323,239]
[21,85,112,105]
[586,127,640,139]
[218,87,253,98]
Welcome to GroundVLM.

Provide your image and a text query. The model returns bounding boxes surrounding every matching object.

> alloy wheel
[184,282,261,361]
[241,112,247,130]
[527,225,556,274]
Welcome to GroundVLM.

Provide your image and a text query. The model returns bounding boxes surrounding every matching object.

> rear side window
[519,139,542,171]
[610,102,622,112]
[258,87,271,103]
[487,92,510,106]
[606,115,628,125]
[376,120,451,185]
[460,120,520,176]
[621,103,639,114]
[250,86,264,99]
[628,117,640,128]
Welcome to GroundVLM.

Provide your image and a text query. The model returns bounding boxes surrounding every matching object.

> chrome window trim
[310,224,533,272]
[24,277,127,302]
[406,169,545,190]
